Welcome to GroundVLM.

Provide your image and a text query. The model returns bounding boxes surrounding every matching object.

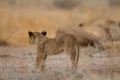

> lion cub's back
[57,33,78,47]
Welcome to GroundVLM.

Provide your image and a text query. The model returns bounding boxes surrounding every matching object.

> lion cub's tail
[75,41,79,70]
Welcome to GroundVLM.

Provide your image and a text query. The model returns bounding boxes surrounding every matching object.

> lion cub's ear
[118,22,120,26]
[41,31,47,36]
[28,31,33,37]
[79,23,83,27]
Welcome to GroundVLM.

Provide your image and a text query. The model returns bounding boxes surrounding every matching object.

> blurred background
[0,0,120,46]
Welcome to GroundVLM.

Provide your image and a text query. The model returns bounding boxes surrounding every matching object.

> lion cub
[28,31,79,71]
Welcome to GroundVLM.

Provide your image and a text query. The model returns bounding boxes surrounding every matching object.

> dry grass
[0,6,75,45]
[0,5,120,46]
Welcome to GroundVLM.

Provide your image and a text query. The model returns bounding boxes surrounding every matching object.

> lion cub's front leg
[36,53,47,72]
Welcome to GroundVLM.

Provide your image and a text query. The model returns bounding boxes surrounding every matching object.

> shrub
[54,0,78,9]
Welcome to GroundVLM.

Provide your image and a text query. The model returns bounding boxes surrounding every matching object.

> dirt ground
[0,46,120,80]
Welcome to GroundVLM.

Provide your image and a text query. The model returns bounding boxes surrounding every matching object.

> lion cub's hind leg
[65,45,78,71]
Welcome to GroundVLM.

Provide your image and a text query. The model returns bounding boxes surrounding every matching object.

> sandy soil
[0,46,120,80]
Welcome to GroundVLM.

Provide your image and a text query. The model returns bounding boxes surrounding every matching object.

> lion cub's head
[28,31,47,44]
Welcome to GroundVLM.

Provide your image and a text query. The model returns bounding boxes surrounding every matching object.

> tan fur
[80,20,117,41]
[28,31,79,71]
[57,25,107,48]
[56,22,113,50]
[92,19,120,41]
[78,19,120,42]
[56,27,93,47]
